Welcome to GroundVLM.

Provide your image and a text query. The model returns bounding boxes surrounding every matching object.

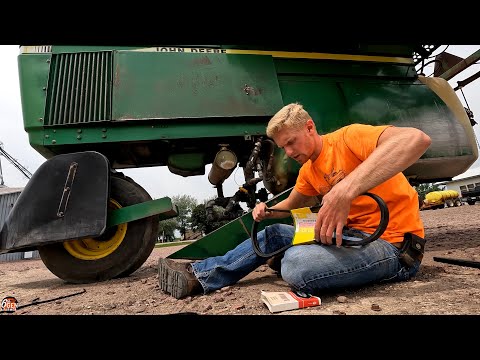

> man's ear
[306,118,315,132]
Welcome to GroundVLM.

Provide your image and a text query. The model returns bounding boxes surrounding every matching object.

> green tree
[191,203,207,234]
[157,218,177,242]
[171,194,198,240]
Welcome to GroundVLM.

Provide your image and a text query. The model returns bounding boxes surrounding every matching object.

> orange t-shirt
[294,123,424,243]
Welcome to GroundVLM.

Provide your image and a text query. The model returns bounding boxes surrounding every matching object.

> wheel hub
[63,199,128,260]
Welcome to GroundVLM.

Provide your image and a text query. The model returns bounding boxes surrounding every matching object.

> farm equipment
[0,45,478,284]
[460,186,480,205]
[421,190,462,210]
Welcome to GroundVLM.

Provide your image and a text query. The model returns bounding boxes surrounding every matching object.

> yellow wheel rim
[63,199,127,260]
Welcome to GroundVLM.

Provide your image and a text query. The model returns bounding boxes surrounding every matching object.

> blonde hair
[266,102,312,138]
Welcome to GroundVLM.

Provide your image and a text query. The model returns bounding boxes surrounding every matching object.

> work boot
[266,253,283,276]
[158,258,203,299]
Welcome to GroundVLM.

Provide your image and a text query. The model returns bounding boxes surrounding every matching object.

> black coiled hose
[251,192,389,258]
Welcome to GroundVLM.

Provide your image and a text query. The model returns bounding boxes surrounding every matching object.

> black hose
[251,192,389,258]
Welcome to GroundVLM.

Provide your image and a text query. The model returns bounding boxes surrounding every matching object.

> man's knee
[266,223,289,232]
[281,248,309,285]
[264,223,294,238]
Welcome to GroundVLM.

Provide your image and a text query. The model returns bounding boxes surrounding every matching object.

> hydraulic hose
[251,192,389,258]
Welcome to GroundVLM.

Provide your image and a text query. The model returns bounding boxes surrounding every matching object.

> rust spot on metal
[192,56,212,66]
[243,85,262,96]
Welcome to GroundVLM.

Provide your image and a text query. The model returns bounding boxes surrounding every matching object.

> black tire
[38,175,159,284]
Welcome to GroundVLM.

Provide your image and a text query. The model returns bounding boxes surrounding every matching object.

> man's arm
[316,126,431,246]
[340,126,431,199]
[252,188,317,222]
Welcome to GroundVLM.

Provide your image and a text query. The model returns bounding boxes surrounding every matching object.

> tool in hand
[251,192,389,258]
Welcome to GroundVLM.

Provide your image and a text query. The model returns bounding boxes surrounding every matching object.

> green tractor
[1,45,478,283]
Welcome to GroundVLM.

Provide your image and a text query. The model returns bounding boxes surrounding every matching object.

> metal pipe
[433,256,480,269]
[454,69,480,91]
[208,147,237,185]
[439,49,480,81]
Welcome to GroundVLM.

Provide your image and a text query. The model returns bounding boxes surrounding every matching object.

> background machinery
[0,141,32,186]
[421,190,462,210]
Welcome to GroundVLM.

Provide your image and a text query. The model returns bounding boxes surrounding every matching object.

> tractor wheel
[38,175,159,284]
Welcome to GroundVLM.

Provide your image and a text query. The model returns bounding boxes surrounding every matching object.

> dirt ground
[1,204,479,316]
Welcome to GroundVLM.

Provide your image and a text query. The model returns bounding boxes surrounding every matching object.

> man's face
[272,122,315,165]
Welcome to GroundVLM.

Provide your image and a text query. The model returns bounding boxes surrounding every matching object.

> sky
[1,45,479,203]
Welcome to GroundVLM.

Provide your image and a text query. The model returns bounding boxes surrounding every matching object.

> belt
[392,242,403,249]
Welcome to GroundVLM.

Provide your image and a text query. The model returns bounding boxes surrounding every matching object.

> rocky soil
[1,204,479,315]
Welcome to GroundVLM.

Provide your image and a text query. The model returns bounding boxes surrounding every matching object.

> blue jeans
[191,223,421,295]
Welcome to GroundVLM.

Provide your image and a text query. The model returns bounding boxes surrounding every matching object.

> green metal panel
[277,77,351,133]
[338,80,434,124]
[274,59,416,79]
[279,76,474,161]
[28,130,56,159]
[167,153,206,172]
[168,188,294,259]
[338,80,473,158]
[17,53,51,142]
[41,119,268,147]
[107,197,178,228]
[112,51,284,120]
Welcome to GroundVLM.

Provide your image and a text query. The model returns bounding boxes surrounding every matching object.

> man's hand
[252,202,270,222]
[252,190,317,223]
[314,185,352,247]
